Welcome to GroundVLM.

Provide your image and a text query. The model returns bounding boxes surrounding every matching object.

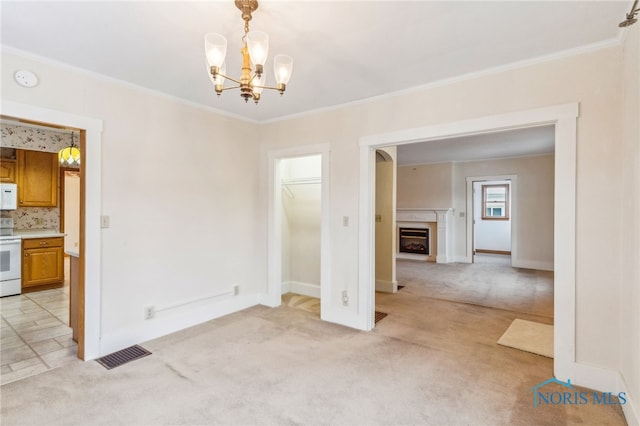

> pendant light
[58,131,80,167]
[205,0,293,104]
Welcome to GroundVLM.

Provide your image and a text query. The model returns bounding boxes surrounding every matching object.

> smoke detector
[14,70,39,88]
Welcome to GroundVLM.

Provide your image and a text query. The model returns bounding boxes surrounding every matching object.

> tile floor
[0,258,78,386]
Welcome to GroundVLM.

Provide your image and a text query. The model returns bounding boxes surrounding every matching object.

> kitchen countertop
[13,229,65,239]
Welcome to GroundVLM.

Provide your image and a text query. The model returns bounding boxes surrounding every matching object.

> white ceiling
[0,1,630,124]
[395,125,555,166]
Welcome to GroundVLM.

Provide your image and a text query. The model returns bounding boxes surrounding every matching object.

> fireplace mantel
[396,208,453,263]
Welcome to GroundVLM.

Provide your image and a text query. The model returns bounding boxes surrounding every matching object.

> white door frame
[3,100,103,360]
[466,175,517,264]
[359,103,578,383]
[265,144,331,319]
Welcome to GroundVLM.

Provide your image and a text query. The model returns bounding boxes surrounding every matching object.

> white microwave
[0,183,18,210]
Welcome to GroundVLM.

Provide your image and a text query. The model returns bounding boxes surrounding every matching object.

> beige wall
[618,24,640,420]
[63,172,80,253]
[397,162,452,208]
[375,148,396,287]
[2,32,638,409]
[453,155,554,268]
[396,156,554,268]
[259,46,624,372]
[1,52,262,343]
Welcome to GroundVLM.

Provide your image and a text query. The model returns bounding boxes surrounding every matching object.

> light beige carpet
[498,318,554,358]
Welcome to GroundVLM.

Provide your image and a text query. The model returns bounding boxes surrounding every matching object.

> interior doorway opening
[0,116,86,369]
[280,154,322,311]
[267,145,330,321]
[469,177,515,265]
[360,104,578,381]
[2,100,104,362]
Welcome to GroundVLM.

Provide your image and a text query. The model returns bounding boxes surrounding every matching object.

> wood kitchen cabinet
[16,150,58,207]
[22,237,64,291]
[0,159,17,182]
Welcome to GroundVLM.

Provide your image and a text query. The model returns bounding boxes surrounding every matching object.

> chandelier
[58,131,80,167]
[204,0,293,104]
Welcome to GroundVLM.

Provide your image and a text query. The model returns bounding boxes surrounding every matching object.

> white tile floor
[0,258,78,385]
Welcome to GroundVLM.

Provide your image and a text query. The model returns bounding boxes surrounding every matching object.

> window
[482,184,509,220]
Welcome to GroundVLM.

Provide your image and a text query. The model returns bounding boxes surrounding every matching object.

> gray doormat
[96,345,152,370]
[375,311,388,323]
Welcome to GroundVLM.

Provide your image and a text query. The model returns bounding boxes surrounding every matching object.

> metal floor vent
[96,345,152,370]
[375,311,388,323]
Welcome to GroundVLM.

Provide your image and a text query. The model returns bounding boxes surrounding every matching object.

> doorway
[469,177,515,265]
[266,145,330,320]
[2,100,103,361]
[280,154,322,304]
[359,103,578,380]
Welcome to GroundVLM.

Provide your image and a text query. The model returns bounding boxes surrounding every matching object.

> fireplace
[399,227,429,255]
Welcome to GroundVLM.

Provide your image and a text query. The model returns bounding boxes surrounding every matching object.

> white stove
[0,218,22,297]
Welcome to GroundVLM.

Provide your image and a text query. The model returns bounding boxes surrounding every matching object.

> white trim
[465,175,517,265]
[1,46,258,125]
[619,373,640,426]
[4,36,613,127]
[359,103,579,384]
[282,281,321,298]
[264,144,332,321]
[1,100,103,360]
[263,39,618,125]
[375,280,397,293]
[512,259,554,272]
[100,294,260,357]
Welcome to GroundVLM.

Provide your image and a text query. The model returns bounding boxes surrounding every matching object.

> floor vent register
[374,311,389,324]
[96,345,152,370]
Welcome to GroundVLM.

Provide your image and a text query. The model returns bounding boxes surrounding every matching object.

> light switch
[342,216,349,227]
[101,215,110,228]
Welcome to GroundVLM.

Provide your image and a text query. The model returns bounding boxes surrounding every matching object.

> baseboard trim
[476,249,511,255]
[397,252,429,261]
[375,279,397,293]
[512,259,554,271]
[281,281,320,298]
[619,373,640,426]
[564,361,618,392]
[98,293,260,359]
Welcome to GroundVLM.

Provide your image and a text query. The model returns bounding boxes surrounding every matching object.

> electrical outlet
[342,290,348,306]
[144,305,155,320]
[342,216,349,227]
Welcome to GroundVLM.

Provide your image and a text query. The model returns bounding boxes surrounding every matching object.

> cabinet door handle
[39,242,47,245]
[24,253,28,257]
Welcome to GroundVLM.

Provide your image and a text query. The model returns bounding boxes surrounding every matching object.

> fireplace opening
[399,227,429,254]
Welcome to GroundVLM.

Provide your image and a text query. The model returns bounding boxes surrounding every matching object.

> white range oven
[0,218,21,297]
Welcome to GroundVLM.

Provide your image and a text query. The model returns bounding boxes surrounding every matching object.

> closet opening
[279,154,322,315]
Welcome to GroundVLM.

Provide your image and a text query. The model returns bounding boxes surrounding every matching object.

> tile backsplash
[1,123,73,152]
[7,208,60,230]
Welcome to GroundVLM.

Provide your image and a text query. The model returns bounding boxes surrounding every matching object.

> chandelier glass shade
[205,0,293,104]
[58,132,80,167]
